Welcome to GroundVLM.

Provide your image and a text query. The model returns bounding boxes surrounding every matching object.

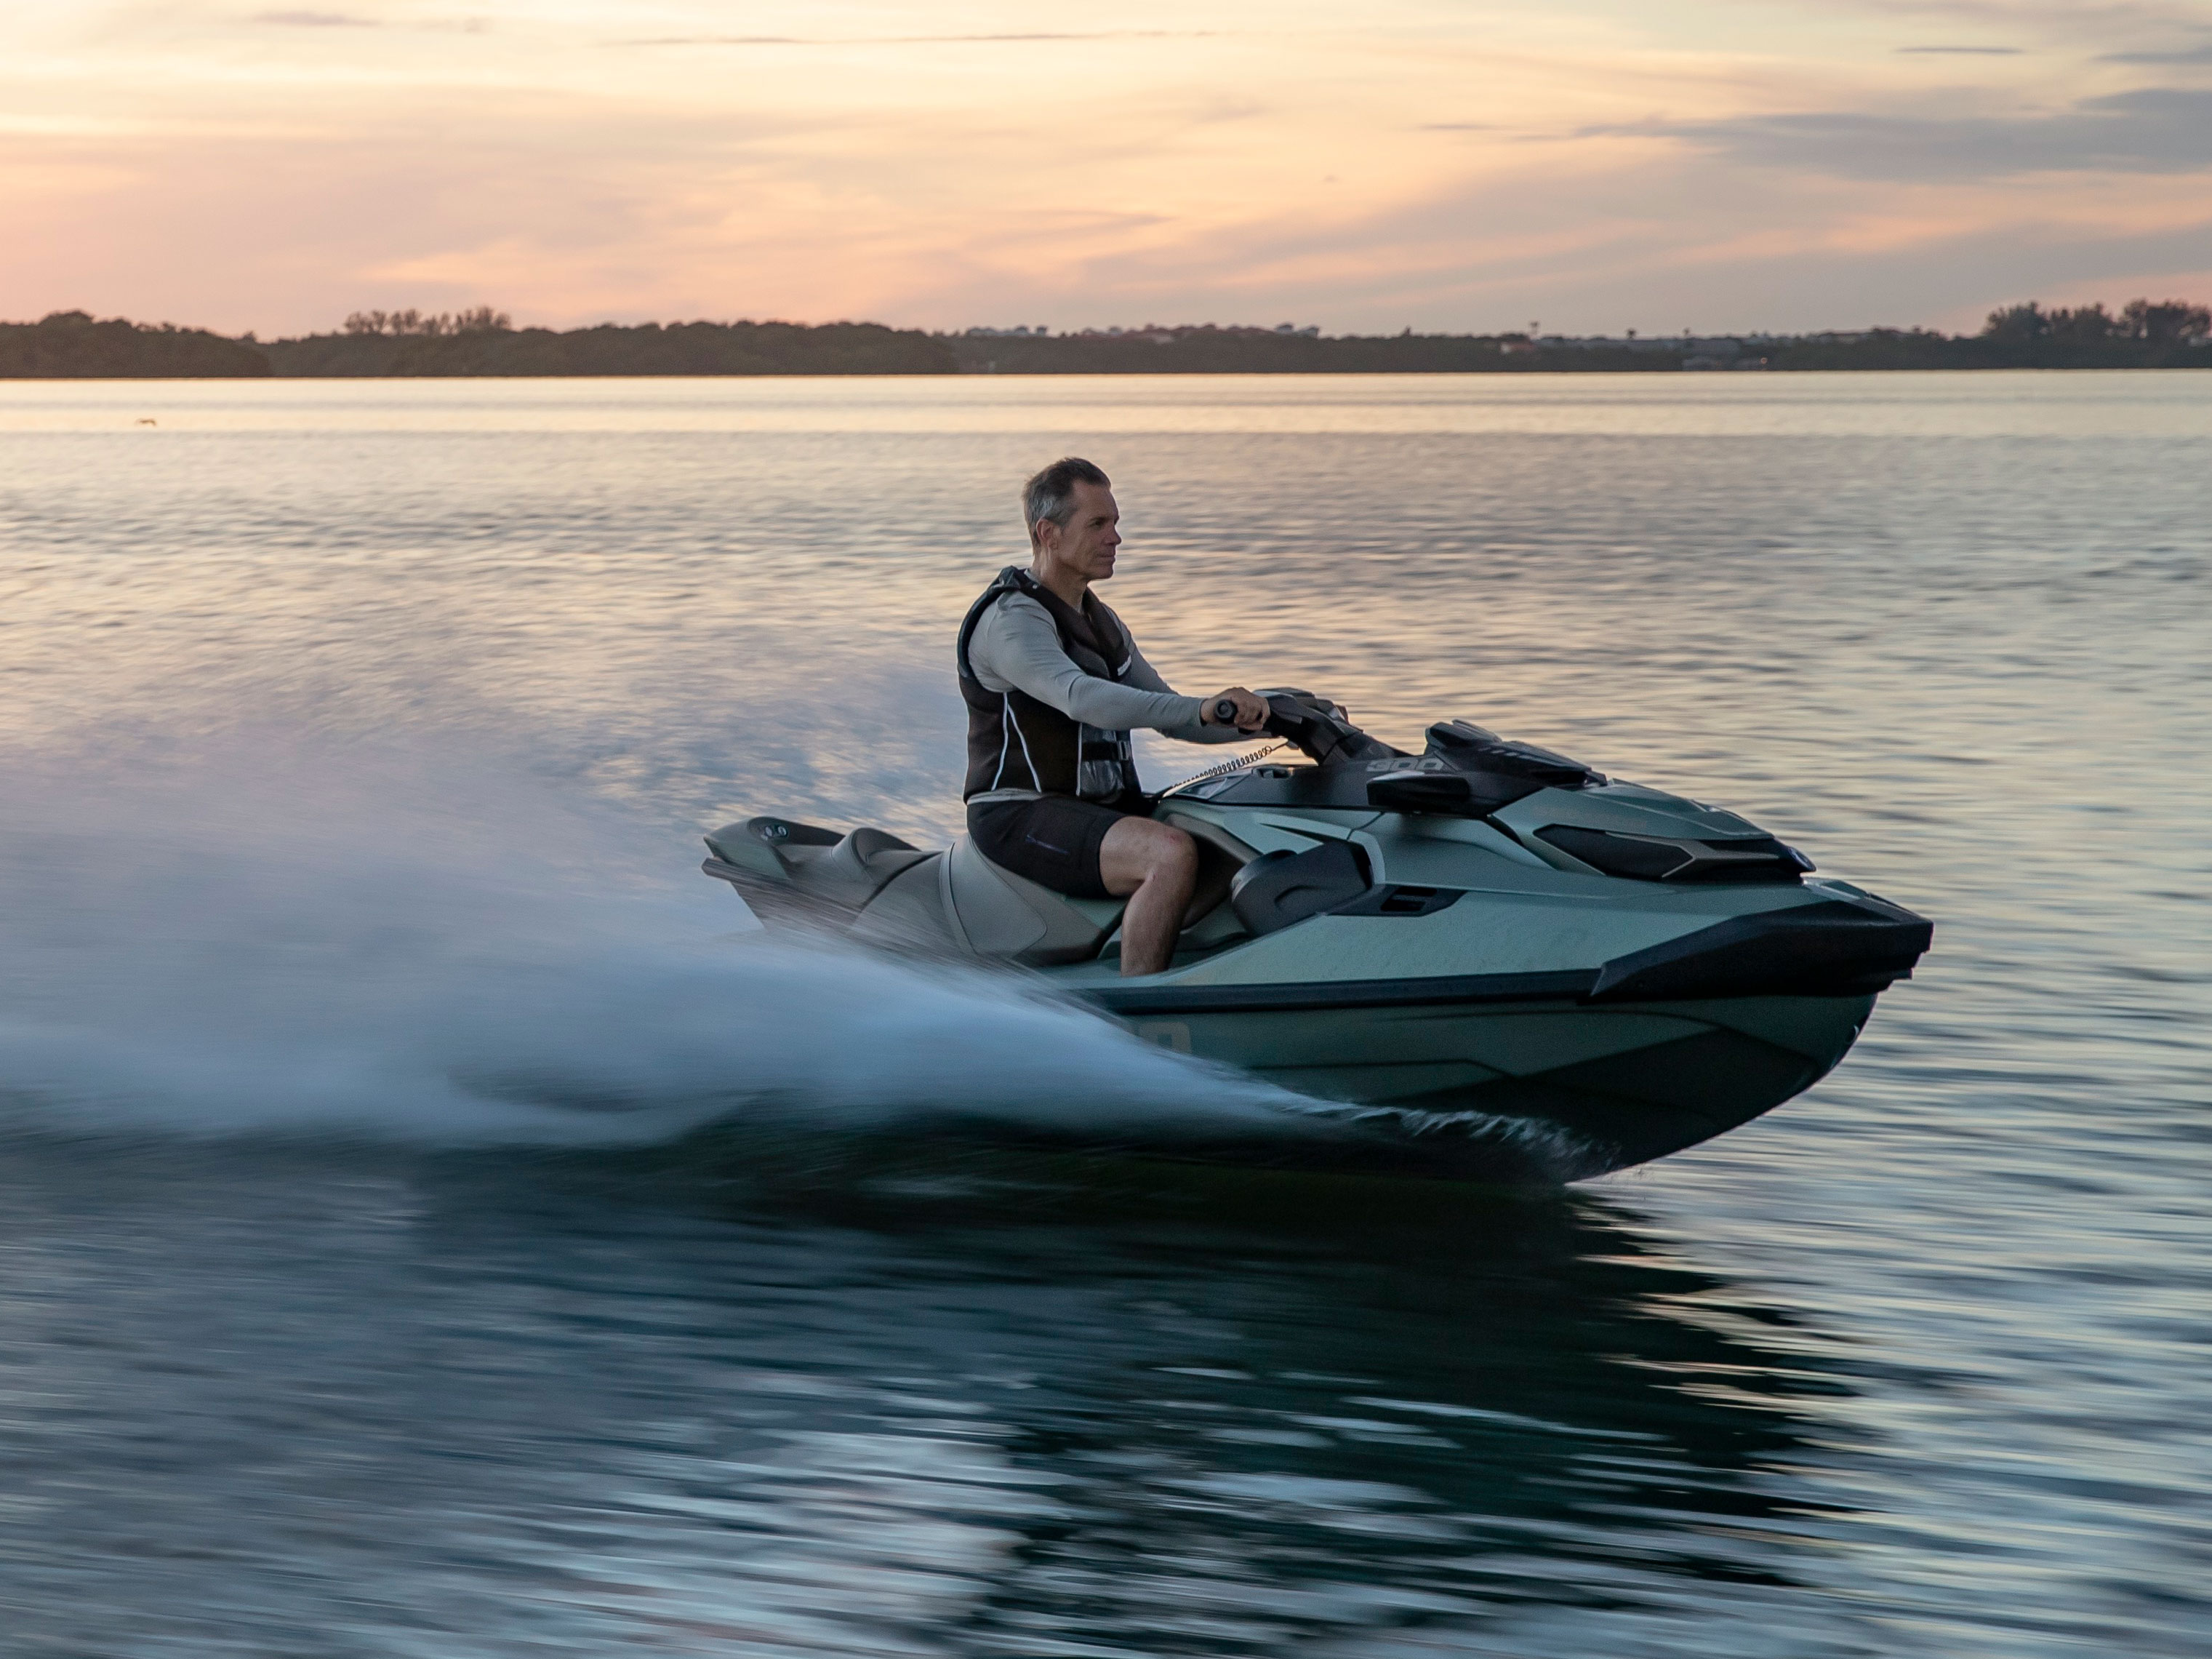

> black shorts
[967,794,1144,899]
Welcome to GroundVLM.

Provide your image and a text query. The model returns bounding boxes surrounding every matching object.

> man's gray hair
[1022,457,1110,543]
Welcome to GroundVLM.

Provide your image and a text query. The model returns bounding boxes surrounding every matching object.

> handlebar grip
[1212,697,1240,724]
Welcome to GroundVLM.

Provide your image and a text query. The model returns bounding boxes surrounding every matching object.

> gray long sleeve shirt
[966,590,1238,801]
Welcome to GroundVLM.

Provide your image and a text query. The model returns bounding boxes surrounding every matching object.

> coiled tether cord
[1173,740,1287,787]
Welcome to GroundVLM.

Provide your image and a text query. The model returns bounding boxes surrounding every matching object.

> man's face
[1039,481,1121,582]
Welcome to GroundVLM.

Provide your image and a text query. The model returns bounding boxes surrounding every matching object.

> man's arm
[969,596,1238,740]
[1119,636,1241,743]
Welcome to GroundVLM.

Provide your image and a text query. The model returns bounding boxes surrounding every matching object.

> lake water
[1,372,2206,1655]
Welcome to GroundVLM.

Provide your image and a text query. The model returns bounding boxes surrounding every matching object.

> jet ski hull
[1086,983,1874,1179]
[706,822,1904,1179]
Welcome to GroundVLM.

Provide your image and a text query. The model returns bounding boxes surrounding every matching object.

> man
[956,457,1270,976]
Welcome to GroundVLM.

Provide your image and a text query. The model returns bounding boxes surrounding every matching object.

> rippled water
[1,372,2206,1655]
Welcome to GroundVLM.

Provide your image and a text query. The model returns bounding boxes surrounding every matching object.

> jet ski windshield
[1422,719,1600,788]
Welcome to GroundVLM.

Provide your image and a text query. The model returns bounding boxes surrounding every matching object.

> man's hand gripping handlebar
[1203,688,1271,732]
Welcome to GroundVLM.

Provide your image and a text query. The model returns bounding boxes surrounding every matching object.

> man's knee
[1134,823,1198,889]
[1106,817,1196,883]
[1155,825,1198,879]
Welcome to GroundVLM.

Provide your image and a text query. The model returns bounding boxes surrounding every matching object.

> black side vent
[1536,826,1814,884]
[1332,884,1464,918]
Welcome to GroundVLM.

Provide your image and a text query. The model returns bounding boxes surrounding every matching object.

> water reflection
[702,1157,1859,1650]
[0,1138,1871,1655]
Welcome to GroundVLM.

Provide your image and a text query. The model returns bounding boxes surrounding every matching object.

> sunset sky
[5,1,2211,337]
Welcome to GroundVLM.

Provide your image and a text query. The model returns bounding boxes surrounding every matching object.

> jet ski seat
[939,816,1255,962]
[942,836,1127,962]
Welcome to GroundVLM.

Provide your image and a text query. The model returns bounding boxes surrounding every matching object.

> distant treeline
[4,299,2207,378]
[946,327,1662,374]
[0,310,955,378]
[268,314,954,376]
[0,312,271,377]
[953,299,2211,372]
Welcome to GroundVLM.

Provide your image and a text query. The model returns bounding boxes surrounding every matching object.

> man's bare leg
[1100,817,1198,976]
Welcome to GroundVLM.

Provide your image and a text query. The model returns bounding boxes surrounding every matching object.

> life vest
[956,567,1142,802]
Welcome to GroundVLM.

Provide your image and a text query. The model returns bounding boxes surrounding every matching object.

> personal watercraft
[701,693,1931,1179]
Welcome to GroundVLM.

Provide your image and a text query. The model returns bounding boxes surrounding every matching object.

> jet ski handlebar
[1227,690,1606,784]
[1252,689,1405,767]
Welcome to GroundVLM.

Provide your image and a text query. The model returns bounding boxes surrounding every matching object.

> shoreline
[7,305,2208,380]
[4,364,2210,381]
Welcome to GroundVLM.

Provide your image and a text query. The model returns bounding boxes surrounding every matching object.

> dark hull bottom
[1102,992,1878,1182]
